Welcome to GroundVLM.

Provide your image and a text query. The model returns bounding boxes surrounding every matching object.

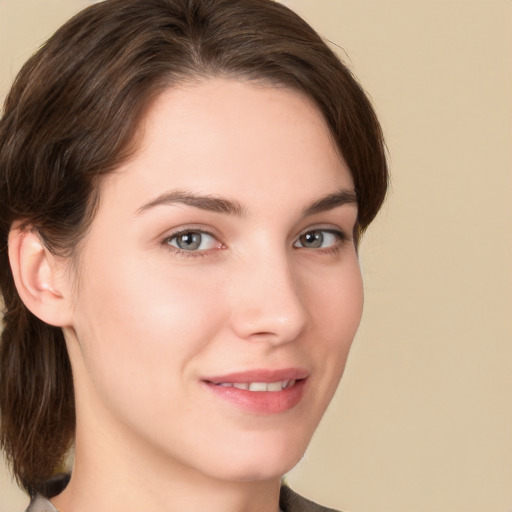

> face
[64,78,363,483]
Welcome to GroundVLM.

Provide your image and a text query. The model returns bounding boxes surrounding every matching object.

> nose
[228,250,310,344]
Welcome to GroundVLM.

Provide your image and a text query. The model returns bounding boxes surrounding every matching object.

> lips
[202,368,308,414]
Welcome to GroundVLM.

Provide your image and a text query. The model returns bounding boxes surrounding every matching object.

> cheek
[70,247,228,408]
[306,254,364,341]
[305,256,364,386]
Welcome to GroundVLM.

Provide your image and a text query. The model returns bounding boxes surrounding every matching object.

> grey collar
[25,494,58,512]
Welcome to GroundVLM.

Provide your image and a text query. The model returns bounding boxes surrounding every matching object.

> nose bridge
[228,244,309,343]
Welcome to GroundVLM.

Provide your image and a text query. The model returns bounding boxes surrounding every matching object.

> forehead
[100,78,353,213]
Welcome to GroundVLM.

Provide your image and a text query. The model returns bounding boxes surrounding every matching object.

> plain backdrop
[1,1,511,511]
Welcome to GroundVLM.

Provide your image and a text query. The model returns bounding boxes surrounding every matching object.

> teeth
[266,381,283,392]
[249,382,268,392]
[216,380,296,392]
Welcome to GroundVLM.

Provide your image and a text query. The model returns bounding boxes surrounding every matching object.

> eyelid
[296,225,350,240]
[159,223,222,242]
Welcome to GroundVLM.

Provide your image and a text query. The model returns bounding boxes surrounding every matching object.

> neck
[51,414,282,512]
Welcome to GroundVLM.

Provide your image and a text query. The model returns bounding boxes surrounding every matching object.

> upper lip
[203,368,309,384]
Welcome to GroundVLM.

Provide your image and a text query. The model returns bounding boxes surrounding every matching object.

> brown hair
[0,0,387,494]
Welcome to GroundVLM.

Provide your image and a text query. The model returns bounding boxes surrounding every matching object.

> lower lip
[203,379,307,414]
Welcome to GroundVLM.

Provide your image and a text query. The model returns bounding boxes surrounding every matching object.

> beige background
[1,1,511,511]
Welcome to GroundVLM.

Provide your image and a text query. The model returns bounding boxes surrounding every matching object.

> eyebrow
[136,190,246,216]
[303,189,358,216]
[135,188,358,217]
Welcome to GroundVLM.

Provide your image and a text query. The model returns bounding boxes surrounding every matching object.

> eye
[293,229,344,249]
[164,230,221,252]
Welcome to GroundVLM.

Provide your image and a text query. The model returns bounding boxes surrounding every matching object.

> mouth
[202,369,308,414]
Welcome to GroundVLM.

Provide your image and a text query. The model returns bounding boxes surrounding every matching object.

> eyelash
[161,227,349,259]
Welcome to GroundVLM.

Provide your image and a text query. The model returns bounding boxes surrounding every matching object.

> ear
[8,224,73,327]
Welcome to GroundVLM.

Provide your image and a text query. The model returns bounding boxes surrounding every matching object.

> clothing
[25,478,341,512]
[25,494,58,512]
[280,486,341,512]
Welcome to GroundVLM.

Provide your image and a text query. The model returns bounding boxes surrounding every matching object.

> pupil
[178,232,201,250]
[302,231,323,248]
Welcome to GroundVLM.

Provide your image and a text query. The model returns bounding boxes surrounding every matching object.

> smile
[215,380,296,392]
[203,369,308,414]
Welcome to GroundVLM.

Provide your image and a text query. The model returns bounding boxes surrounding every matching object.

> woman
[0,0,387,511]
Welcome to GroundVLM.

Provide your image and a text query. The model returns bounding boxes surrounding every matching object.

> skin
[46,78,364,512]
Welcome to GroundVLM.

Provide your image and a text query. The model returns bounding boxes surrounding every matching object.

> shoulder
[280,486,342,512]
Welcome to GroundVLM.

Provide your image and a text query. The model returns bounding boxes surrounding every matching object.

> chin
[214,457,300,484]
[203,430,310,483]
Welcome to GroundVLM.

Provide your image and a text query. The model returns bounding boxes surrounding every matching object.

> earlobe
[8,225,73,327]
